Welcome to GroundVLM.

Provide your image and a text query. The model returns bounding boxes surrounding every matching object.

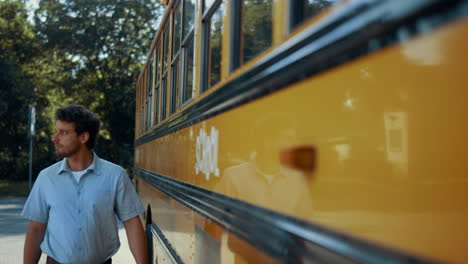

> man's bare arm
[24,220,46,264]
[124,215,148,264]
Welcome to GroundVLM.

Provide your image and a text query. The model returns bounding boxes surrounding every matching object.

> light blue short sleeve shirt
[21,153,145,264]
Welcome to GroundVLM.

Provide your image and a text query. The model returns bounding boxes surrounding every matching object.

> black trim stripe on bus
[135,0,468,146]
[135,167,437,264]
[150,222,184,264]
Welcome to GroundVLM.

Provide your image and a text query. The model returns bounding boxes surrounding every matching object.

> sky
[25,0,39,23]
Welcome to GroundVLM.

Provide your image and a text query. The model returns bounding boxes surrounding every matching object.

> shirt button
[78,228,82,231]
[77,191,81,195]
[78,209,81,213]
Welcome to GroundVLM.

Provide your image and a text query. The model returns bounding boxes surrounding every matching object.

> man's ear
[80,131,90,144]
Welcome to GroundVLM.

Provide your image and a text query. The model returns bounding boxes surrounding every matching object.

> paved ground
[0,197,134,264]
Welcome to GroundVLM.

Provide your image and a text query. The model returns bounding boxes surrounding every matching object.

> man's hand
[124,215,148,264]
[24,220,46,264]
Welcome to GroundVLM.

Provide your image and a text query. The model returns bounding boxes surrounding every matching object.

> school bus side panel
[135,18,468,263]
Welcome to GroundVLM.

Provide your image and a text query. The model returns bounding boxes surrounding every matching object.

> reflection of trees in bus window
[161,21,170,119]
[154,44,161,123]
[141,81,145,134]
[182,36,194,103]
[145,98,151,130]
[161,77,167,120]
[180,0,196,105]
[151,52,159,125]
[170,59,179,114]
[163,24,169,73]
[153,82,159,126]
[183,0,196,39]
[147,58,153,129]
[204,0,216,10]
[138,83,142,135]
[173,3,182,57]
[155,43,160,87]
[148,55,154,95]
[241,0,272,65]
[209,3,224,87]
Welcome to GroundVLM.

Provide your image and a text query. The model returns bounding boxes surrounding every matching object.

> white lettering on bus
[195,126,220,180]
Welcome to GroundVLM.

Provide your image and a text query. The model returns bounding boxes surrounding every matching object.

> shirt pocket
[89,189,114,217]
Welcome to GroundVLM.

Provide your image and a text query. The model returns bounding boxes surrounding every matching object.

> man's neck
[67,149,93,171]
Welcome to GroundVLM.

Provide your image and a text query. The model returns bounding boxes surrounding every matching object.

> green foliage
[33,0,162,169]
[0,0,164,182]
[0,1,51,181]
[242,0,272,64]
[0,1,38,63]
[0,180,29,197]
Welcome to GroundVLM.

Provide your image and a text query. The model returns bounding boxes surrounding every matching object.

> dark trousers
[46,256,112,264]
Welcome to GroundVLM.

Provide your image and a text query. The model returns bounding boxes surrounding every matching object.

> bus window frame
[170,1,182,115]
[170,57,179,114]
[238,0,273,67]
[179,0,196,108]
[179,31,195,109]
[200,0,224,93]
[229,0,241,72]
[161,20,171,120]
[154,42,161,125]
[142,73,146,134]
[149,52,156,130]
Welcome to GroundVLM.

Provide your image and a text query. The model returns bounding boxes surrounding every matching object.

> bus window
[161,76,167,119]
[161,22,170,118]
[289,0,335,31]
[170,2,182,115]
[201,0,226,92]
[162,23,170,75]
[183,0,196,38]
[141,74,144,133]
[170,58,179,114]
[139,82,144,135]
[155,43,160,88]
[142,79,145,134]
[136,83,140,136]
[229,0,272,70]
[144,73,147,131]
[154,42,161,124]
[145,98,150,130]
[240,0,272,65]
[181,35,194,105]
[173,1,182,57]
[180,0,196,106]
[147,56,154,130]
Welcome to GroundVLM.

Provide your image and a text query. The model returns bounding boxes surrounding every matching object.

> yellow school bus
[133,0,468,263]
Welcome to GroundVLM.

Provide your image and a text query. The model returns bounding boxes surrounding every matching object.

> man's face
[52,120,81,158]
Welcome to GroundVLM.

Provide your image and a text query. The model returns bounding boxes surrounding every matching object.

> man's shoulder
[97,157,124,172]
[39,160,63,177]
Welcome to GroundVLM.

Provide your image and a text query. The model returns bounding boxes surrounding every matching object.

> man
[22,105,147,264]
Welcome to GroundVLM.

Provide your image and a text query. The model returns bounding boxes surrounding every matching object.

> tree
[33,0,164,169]
[0,1,47,180]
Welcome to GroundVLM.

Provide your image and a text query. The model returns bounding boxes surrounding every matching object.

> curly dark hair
[55,104,100,150]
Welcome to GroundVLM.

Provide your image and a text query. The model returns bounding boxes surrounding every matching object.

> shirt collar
[57,152,101,176]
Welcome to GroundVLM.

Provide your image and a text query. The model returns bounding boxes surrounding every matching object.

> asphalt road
[0,197,134,264]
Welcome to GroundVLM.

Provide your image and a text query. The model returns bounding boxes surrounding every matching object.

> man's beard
[55,144,80,158]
